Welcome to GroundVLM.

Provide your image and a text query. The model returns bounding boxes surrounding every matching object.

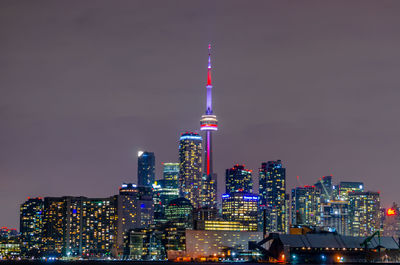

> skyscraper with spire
[199,44,218,208]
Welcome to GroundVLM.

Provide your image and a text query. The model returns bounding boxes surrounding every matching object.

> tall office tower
[178,132,203,208]
[222,193,259,231]
[291,186,321,226]
[314,175,333,203]
[199,44,218,208]
[20,197,44,254]
[348,191,380,237]
[258,160,287,233]
[226,164,253,194]
[152,181,179,224]
[338,181,364,201]
[138,151,155,187]
[117,184,154,251]
[320,200,349,235]
[165,198,194,229]
[161,163,180,189]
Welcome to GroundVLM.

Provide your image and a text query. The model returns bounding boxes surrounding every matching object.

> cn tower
[200,44,218,207]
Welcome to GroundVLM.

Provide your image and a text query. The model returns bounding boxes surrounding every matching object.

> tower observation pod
[200,44,218,132]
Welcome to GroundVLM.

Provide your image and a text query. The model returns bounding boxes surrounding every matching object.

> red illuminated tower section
[200,44,218,208]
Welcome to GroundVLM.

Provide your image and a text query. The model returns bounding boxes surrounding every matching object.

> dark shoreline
[1,261,400,265]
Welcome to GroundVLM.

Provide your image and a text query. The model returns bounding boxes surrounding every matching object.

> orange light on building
[387,208,396,216]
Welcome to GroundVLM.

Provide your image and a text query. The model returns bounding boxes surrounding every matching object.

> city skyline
[2,1,400,229]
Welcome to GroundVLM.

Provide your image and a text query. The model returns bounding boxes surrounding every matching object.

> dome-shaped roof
[168,197,193,207]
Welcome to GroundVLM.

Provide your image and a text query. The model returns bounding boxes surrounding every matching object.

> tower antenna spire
[207,44,212,86]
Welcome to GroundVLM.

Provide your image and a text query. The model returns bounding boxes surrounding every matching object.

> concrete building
[185,230,263,259]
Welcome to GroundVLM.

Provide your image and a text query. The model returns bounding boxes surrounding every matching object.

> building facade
[291,186,321,226]
[338,181,364,201]
[137,151,155,187]
[222,193,258,231]
[178,132,203,208]
[258,160,287,233]
[20,197,44,254]
[117,184,153,252]
[21,196,118,258]
[314,175,333,203]
[320,200,349,235]
[226,164,253,194]
[161,163,180,189]
[348,191,380,237]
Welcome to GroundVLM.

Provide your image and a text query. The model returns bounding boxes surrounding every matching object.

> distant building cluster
[2,45,399,262]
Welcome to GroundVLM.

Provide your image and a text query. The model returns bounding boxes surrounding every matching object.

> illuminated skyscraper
[152,181,179,224]
[40,196,118,257]
[160,162,179,189]
[117,184,153,251]
[81,197,118,257]
[178,132,202,208]
[226,164,253,194]
[138,151,155,187]
[348,191,380,237]
[41,197,66,254]
[199,44,218,208]
[320,200,349,235]
[258,160,287,233]
[222,193,259,231]
[152,163,180,223]
[291,186,321,226]
[338,181,364,201]
[20,197,44,253]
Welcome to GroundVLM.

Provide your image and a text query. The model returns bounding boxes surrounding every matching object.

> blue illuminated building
[137,151,155,187]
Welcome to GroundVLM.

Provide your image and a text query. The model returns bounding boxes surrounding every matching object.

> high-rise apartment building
[161,163,179,189]
[137,151,155,187]
[258,160,287,233]
[291,186,321,226]
[20,197,44,254]
[178,132,203,208]
[348,191,380,237]
[81,197,118,257]
[25,196,118,257]
[226,164,253,194]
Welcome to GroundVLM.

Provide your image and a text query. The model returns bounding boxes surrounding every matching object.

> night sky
[2,1,400,228]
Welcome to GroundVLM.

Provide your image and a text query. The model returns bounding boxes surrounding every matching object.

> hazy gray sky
[1,1,400,227]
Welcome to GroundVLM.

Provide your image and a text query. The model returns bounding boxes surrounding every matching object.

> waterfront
[1,261,399,265]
